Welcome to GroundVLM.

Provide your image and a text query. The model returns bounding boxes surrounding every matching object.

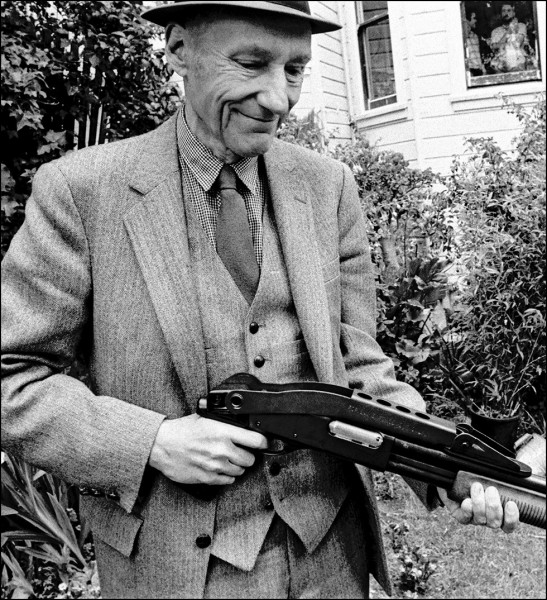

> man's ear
[165,23,190,78]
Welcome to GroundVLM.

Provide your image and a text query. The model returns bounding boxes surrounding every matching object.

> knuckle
[488,518,503,529]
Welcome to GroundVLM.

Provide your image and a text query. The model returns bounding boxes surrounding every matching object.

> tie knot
[218,165,238,191]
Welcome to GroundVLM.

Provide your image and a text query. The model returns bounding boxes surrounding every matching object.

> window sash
[358,13,397,111]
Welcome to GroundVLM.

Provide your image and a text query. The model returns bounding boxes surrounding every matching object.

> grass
[370,474,546,599]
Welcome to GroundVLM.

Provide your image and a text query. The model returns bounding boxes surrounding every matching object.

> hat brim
[141,1,341,34]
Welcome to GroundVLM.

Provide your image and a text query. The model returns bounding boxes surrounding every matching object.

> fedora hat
[141,1,341,34]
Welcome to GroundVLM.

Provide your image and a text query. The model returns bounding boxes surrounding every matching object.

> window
[356,1,396,110]
[461,1,541,87]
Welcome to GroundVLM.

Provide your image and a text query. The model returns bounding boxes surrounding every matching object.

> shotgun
[197,373,546,529]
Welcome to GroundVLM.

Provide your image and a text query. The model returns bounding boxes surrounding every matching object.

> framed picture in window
[461,1,541,87]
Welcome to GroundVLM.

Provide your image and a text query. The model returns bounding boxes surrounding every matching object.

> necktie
[216,165,260,304]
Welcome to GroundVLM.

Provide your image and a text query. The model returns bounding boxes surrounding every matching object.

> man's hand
[149,414,268,485]
[437,433,546,533]
[437,483,519,533]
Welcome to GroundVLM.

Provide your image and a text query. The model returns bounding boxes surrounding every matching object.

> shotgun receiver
[197,373,546,529]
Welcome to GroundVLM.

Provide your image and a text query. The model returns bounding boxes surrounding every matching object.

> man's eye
[286,65,306,80]
[237,61,263,70]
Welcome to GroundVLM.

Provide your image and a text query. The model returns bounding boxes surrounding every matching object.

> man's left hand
[437,433,546,533]
[437,483,518,532]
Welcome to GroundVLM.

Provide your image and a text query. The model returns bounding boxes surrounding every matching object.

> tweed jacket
[1,110,428,598]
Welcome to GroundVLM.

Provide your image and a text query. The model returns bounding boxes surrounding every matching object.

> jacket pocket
[80,495,143,558]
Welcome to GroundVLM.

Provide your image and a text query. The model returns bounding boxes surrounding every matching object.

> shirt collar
[176,107,260,195]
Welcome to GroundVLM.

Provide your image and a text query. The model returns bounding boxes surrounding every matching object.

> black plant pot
[469,409,521,451]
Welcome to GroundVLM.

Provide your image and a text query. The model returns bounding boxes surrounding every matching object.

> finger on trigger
[230,427,268,450]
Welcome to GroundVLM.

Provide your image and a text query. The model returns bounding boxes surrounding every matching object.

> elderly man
[0,2,532,599]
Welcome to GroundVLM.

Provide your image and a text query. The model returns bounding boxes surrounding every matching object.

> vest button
[249,322,259,334]
[254,355,265,368]
[195,534,211,549]
[269,462,281,476]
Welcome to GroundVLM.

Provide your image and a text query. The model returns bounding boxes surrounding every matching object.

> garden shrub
[1,0,182,256]
[436,95,546,431]
[330,137,458,405]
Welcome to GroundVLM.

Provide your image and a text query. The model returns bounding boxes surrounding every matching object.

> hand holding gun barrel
[198,374,546,530]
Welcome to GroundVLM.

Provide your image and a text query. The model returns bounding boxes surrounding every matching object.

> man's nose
[256,69,291,116]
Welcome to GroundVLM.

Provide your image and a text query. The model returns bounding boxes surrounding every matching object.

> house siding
[350,1,546,173]
[295,1,353,145]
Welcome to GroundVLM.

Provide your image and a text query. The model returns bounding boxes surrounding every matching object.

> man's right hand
[148,413,268,485]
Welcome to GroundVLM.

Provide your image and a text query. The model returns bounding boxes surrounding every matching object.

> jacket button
[264,499,274,510]
[78,486,91,496]
[269,462,281,476]
[249,322,259,334]
[254,355,265,368]
[106,491,120,501]
[196,534,211,549]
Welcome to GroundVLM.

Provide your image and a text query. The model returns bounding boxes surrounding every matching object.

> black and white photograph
[1,2,545,599]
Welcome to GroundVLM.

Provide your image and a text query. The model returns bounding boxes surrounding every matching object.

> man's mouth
[235,109,277,124]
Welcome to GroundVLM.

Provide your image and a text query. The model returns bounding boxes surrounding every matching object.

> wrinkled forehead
[501,4,515,14]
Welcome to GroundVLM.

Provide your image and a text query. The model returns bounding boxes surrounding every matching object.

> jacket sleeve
[1,161,166,514]
[337,163,442,510]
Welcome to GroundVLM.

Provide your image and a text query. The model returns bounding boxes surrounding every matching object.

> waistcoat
[183,181,353,572]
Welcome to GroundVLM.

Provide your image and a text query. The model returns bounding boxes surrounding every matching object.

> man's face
[501,4,515,23]
[469,13,477,29]
[173,12,312,162]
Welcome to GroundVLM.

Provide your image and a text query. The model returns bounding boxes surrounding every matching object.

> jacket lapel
[264,141,334,382]
[123,114,207,403]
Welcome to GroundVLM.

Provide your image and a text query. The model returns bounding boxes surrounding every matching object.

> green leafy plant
[388,521,438,598]
[1,453,99,599]
[1,0,183,256]
[277,108,330,153]
[437,96,546,426]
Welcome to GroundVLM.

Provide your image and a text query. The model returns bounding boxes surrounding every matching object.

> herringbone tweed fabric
[2,109,432,598]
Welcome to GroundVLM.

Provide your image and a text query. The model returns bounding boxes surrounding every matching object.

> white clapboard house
[296,1,546,173]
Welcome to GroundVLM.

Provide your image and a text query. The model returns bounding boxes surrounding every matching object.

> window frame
[356,2,397,111]
[460,0,542,89]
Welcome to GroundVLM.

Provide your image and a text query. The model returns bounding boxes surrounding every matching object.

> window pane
[359,16,396,110]
[461,1,541,88]
[359,0,388,24]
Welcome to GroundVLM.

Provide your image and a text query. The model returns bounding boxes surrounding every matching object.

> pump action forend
[197,373,546,529]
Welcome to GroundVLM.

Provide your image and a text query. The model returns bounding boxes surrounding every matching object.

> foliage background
[1,0,182,257]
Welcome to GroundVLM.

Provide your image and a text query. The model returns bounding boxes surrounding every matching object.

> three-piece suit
[1,109,433,598]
